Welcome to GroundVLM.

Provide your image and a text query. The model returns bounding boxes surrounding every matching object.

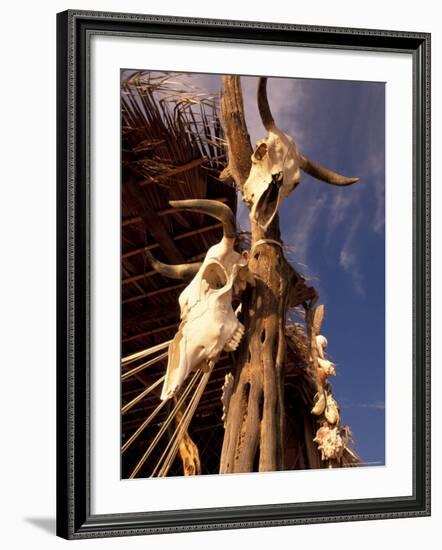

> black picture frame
[56,9,431,540]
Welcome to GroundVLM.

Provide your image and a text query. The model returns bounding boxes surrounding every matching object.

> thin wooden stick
[122,351,169,381]
[154,369,212,478]
[122,399,169,454]
[122,375,166,415]
[150,388,200,478]
[122,340,171,365]
[123,323,179,344]
[157,373,210,477]
[129,370,202,478]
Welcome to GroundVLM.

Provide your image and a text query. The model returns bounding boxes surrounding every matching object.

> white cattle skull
[145,200,253,401]
[243,78,359,230]
[243,126,301,230]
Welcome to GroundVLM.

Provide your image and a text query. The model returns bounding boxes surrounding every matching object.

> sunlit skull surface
[163,236,247,400]
[243,127,301,230]
[145,200,253,401]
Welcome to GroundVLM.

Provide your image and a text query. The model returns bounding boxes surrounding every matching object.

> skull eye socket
[201,263,227,290]
[253,142,268,161]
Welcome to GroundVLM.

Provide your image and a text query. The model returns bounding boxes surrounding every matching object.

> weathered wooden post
[219,76,358,473]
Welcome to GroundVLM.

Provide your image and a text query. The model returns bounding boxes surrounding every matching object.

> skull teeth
[224,323,245,352]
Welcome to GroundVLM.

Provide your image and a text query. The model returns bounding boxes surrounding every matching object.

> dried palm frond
[122,71,226,190]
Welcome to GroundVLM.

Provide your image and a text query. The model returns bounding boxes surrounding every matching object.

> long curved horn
[169,199,236,239]
[145,249,201,280]
[300,155,359,186]
[258,77,358,186]
[257,77,275,131]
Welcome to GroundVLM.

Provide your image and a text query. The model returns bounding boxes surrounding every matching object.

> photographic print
[57,11,430,538]
[120,70,385,479]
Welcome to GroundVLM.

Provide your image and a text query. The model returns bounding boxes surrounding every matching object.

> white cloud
[288,194,326,265]
[366,152,385,235]
[339,248,353,270]
[339,216,365,296]
[359,401,385,410]
[329,192,353,232]
[342,400,385,410]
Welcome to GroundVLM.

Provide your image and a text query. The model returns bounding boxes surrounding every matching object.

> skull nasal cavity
[254,142,268,161]
[202,263,227,290]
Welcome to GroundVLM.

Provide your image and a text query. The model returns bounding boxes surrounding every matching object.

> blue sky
[144,71,386,466]
[252,75,386,466]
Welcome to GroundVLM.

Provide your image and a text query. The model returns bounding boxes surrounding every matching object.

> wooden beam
[123,322,179,344]
[123,304,180,330]
[122,215,143,227]
[191,422,224,434]
[122,269,156,284]
[174,222,222,241]
[122,262,145,295]
[124,175,185,264]
[122,222,223,260]
[122,283,185,305]
[195,397,223,409]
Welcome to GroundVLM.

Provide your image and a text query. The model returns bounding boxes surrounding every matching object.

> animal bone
[144,250,201,280]
[316,334,328,359]
[307,305,326,391]
[307,308,337,418]
[311,391,326,416]
[146,200,252,401]
[317,357,336,379]
[221,373,235,427]
[243,78,358,230]
[243,127,301,230]
[313,425,345,461]
[311,387,339,420]
[324,392,340,425]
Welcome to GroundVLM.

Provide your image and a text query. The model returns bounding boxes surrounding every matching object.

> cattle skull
[243,78,359,230]
[145,200,253,401]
